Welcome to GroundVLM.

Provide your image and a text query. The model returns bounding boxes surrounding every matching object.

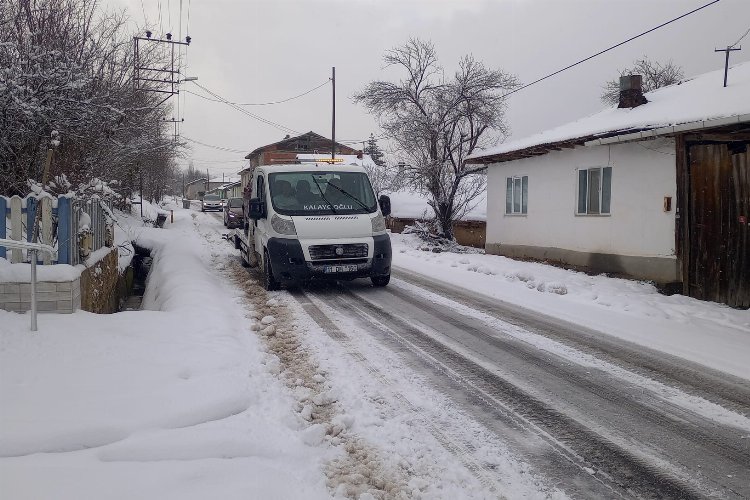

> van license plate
[323,265,358,273]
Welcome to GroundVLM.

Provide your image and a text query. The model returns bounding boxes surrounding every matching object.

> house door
[687,142,749,307]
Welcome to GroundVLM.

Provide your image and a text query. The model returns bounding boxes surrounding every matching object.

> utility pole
[715,45,741,87]
[182,173,185,199]
[331,66,336,160]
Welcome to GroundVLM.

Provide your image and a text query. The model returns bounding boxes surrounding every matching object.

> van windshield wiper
[311,175,337,214]
[326,183,370,212]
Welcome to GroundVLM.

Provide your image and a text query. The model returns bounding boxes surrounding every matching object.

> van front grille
[308,243,368,260]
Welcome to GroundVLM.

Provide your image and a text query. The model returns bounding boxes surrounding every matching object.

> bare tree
[601,57,684,105]
[354,39,517,239]
[0,0,181,199]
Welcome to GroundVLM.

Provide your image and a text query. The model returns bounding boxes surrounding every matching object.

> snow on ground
[3,199,748,499]
[0,204,331,500]
[1,203,523,500]
[390,232,750,380]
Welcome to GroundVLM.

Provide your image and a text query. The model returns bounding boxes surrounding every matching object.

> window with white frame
[576,167,612,215]
[505,175,528,215]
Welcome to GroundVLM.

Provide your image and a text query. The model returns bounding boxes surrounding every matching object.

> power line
[502,0,721,98]
[730,26,750,48]
[183,136,247,153]
[189,81,300,134]
[183,79,329,106]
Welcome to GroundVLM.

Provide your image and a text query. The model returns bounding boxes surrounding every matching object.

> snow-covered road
[290,275,750,499]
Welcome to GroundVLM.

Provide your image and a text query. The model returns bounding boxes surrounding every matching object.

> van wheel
[371,274,390,287]
[263,251,279,291]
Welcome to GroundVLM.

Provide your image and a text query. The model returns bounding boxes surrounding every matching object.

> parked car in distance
[224,197,243,228]
[201,194,222,212]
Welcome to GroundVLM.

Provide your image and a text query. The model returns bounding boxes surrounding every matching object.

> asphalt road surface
[289,268,750,499]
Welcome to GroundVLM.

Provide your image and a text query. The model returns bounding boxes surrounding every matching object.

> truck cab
[235,163,392,290]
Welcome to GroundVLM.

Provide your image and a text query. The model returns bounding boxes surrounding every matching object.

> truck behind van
[233,163,392,290]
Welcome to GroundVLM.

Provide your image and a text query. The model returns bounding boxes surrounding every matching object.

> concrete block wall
[0,278,81,314]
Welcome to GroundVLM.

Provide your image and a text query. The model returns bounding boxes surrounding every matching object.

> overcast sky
[112,0,750,178]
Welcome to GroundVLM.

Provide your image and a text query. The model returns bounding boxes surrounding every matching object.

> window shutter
[506,177,512,213]
[521,176,528,214]
[601,167,612,214]
[577,169,587,214]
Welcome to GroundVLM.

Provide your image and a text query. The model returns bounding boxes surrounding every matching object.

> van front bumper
[267,235,391,283]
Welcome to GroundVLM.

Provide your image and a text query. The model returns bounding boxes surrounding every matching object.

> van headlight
[271,214,296,235]
[371,214,386,233]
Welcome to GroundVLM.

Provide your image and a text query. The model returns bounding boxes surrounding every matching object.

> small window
[505,176,528,215]
[576,167,612,215]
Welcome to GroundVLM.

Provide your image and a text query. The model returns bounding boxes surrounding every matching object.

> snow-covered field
[2,203,748,499]
[390,232,750,380]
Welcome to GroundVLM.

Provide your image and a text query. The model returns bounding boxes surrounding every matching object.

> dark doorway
[686,142,749,307]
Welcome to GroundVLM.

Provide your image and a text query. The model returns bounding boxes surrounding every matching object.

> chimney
[618,74,648,108]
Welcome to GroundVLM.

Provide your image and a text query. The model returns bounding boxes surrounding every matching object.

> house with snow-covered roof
[467,63,750,308]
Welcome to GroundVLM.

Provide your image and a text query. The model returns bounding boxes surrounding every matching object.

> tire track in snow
[222,259,413,499]
[314,286,716,499]
[393,267,750,413]
[289,288,508,498]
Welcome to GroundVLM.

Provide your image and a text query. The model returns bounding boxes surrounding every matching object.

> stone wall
[0,278,81,314]
[80,248,121,314]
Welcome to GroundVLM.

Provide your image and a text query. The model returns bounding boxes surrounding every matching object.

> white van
[234,163,392,290]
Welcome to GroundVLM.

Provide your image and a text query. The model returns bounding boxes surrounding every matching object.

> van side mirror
[378,195,391,217]
[247,198,266,219]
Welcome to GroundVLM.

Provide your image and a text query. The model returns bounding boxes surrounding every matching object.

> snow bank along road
[205,210,750,498]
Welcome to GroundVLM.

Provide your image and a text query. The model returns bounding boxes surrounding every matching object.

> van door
[254,174,268,266]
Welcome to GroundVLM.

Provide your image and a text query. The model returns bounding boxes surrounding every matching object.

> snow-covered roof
[209,176,239,184]
[468,62,750,164]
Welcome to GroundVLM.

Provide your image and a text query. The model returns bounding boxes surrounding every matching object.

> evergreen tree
[364,134,385,167]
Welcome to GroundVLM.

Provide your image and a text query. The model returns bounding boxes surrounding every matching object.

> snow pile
[0,257,82,282]
[0,206,331,500]
[391,232,750,379]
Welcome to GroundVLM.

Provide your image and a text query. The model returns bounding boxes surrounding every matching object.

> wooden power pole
[331,66,336,160]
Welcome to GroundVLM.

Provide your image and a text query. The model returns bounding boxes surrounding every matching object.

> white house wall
[486,138,679,282]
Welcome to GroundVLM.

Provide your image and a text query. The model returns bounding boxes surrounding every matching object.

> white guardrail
[0,238,58,331]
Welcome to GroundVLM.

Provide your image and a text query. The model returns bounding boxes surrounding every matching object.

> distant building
[239,131,361,193]
[184,178,226,200]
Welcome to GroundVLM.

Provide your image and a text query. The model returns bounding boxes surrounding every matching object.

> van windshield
[268,171,377,216]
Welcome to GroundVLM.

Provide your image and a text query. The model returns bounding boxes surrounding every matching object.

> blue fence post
[57,196,72,265]
[0,197,6,259]
[26,196,36,242]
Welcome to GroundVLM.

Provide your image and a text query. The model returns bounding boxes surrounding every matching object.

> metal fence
[0,193,113,265]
